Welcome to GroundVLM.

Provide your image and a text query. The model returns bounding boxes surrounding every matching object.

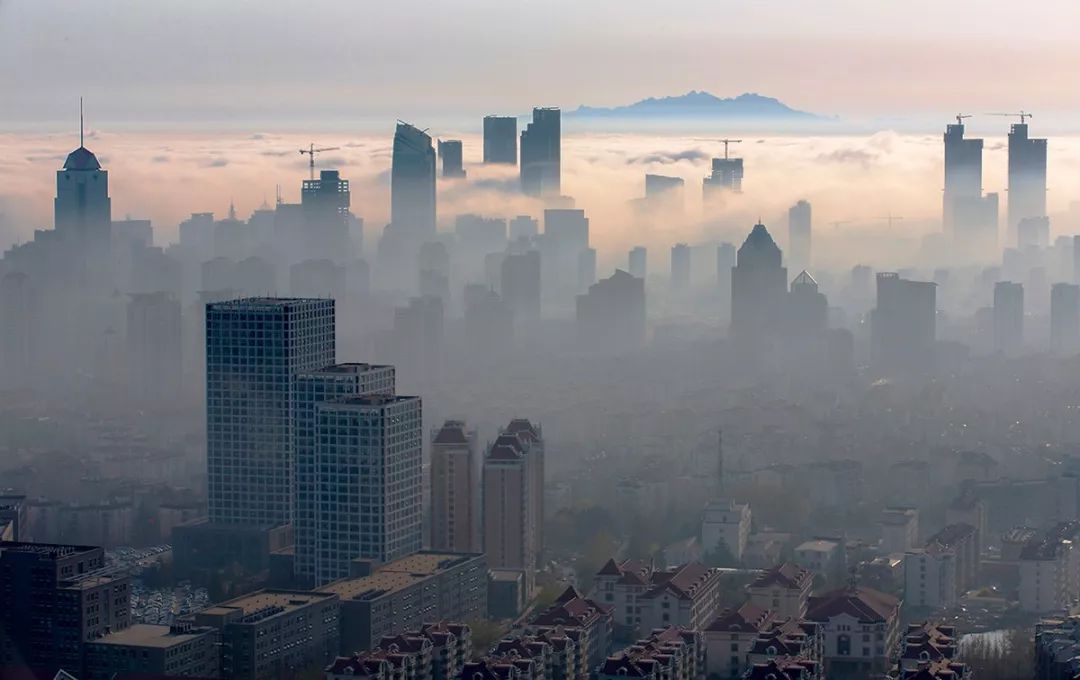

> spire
[80,96,84,148]
[228,199,237,221]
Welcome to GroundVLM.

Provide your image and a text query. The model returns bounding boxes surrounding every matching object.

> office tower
[293,364,396,588]
[520,108,561,196]
[418,241,450,301]
[206,298,335,527]
[483,420,543,591]
[1017,216,1050,249]
[501,250,541,320]
[702,157,744,199]
[456,214,508,253]
[788,200,812,275]
[993,281,1024,355]
[484,115,518,164]
[629,246,647,279]
[577,247,597,292]
[431,420,479,553]
[730,224,788,340]
[644,174,685,211]
[576,270,646,350]
[0,541,131,677]
[787,270,827,334]
[671,243,691,290]
[1006,121,1048,240]
[290,259,346,299]
[55,128,111,250]
[543,208,589,254]
[438,139,466,178]
[126,292,182,406]
[1051,283,1080,353]
[871,273,936,372]
[391,122,437,237]
[716,242,736,286]
[509,215,539,242]
[312,394,422,584]
[301,169,352,260]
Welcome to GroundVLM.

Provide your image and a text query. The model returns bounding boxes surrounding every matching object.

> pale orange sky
[2,1,1080,124]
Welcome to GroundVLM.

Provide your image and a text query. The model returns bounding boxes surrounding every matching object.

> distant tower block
[438,139,466,178]
[483,115,517,164]
[788,200,812,274]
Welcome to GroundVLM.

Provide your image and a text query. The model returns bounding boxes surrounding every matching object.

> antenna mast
[80,97,84,148]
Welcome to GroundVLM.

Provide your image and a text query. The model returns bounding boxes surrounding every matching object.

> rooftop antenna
[299,143,341,181]
[79,96,85,148]
[719,138,742,160]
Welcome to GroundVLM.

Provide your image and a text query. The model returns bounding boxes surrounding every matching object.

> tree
[467,619,509,660]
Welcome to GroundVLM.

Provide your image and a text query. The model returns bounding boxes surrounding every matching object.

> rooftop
[199,589,334,620]
[63,146,102,171]
[90,623,213,649]
[0,541,99,558]
[319,552,483,600]
[308,363,394,375]
[207,297,333,311]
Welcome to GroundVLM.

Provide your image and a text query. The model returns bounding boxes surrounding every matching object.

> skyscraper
[55,126,111,249]
[577,247,597,293]
[430,420,479,553]
[483,420,544,591]
[520,108,561,196]
[993,281,1024,355]
[788,200,812,275]
[301,169,351,260]
[1006,122,1048,240]
[730,224,788,340]
[703,157,744,199]
[501,250,541,321]
[205,298,335,527]
[871,274,936,372]
[391,122,437,238]
[438,139,466,178]
[293,363,396,587]
[126,292,182,406]
[312,394,422,584]
[576,270,646,350]
[787,270,827,334]
[943,121,983,232]
[628,246,647,280]
[671,243,691,291]
[484,115,518,164]
[1051,283,1080,354]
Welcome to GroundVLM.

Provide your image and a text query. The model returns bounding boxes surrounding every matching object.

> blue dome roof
[64,146,101,171]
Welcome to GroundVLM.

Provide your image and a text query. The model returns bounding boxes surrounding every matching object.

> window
[838,634,851,656]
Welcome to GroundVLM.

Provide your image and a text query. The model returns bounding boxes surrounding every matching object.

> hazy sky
[3,0,1080,126]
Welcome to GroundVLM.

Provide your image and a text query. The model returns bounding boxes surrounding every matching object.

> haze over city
[4,2,1080,680]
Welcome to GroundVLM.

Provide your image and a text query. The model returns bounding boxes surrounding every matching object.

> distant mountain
[569,91,822,120]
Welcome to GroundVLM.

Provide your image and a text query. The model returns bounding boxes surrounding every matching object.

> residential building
[592,559,722,641]
[126,292,182,406]
[741,658,819,680]
[896,622,961,676]
[0,541,131,677]
[1019,521,1080,613]
[193,590,339,680]
[1035,614,1080,680]
[794,540,845,583]
[430,420,479,553]
[293,363,396,588]
[871,273,936,373]
[501,250,542,321]
[317,551,487,655]
[312,395,423,584]
[880,507,919,555]
[704,603,775,679]
[597,627,703,680]
[526,587,613,680]
[484,116,518,164]
[746,563,814,619]
[805,587,901,680]
[993,281,1024,355]
[83,622,220,680]
[701,499,751,563]
[483,422,543,592]
[1051,283,1080,354]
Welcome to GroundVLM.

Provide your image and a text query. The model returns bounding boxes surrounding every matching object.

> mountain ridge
[569,91,821,119]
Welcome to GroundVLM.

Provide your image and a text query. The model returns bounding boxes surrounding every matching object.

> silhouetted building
[1052,283,1080,353]
[787,270,827,334]
[576,270,646,350]
[302,169,351,259]
[703,157,744,198]
[126,292,182,406]
[438,139,466,178]
[788,200,812,275]
[731,224,787,340]
[391,122,437,238]
[543,208,589,254]
[943,122,983,230]
[1018,215,1050,249]
[418,241,451,301]
[392,296,444,381]
[1007,122,1048,239]
[84,623,220,680]
[464,284,514,355]
[509,215,539,241]
[293,364,396,588]
[484,115,517,164]
[431,420,479,553]
[483,421,544,593]
[56,139,111,250]
[520,108,561,196]
[501,250,541,321]
[577,247,597,292]
[871,274,936,372]
[993,281,1024,355]
[629,246,647,280]
[671,243,691,291]
[0,541,131,677]
[644,174,685,212]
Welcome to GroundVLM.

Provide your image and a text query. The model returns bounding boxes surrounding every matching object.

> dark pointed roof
[791,270,817,288]
[806,586,899,624]
[742,223,779,250]
[433,420,469,445]
[63,146,101,171]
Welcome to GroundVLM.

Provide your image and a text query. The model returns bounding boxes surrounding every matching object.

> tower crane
[955,113,972,125]
[876,214,905,229]
[718,139,742,159]
[987,111,1033,124]
[299,143,341,181]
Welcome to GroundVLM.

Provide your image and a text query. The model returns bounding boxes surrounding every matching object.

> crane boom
[987,111,1033,124]
[299,143,341,180]
[718,138,743,160]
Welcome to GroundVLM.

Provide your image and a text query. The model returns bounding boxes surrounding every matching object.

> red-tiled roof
[750,562,812,590]
[806,586,899,624]
[706,602,772,633]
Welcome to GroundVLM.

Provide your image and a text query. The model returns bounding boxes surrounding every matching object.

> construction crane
[718,139,742,159]
[876,214,905,229]
[987,111,1033,124]
[955,113,973,125]
[299,143,340,180]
